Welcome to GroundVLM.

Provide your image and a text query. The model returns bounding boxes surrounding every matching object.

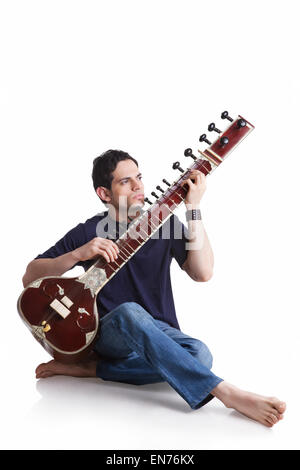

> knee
[193,341,213,369]
[113,302,152,325]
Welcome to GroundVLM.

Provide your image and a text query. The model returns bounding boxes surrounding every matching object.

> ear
[96,186,112,203]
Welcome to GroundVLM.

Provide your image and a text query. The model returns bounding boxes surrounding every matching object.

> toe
[35,360,54,374]
[270,408,281,420]
[35,361,54,378]
[270,397,286,412]
[278,402,286,414]
[264,418,274,428]
[35,362,46,374]
[37,371,51,379]
[268,413,279,424]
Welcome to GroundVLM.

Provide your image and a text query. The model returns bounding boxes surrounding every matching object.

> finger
[196,173,207,186]
[184,172,197,183]
[188,170,205,180]
[180,178,194,188]
[193,174,201,185]
[189,170,206,181]
[108,240,120,255]
[103,246,118,262]
[98,239,119,257]
[98,249,111,263]
[101,239,120,257]
[184,174,200,186]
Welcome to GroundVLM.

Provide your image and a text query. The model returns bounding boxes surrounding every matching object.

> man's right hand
[72,237,120,263]
[22,237,120,288]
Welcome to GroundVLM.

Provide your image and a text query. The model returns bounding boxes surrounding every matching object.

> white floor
[2,355,297,450]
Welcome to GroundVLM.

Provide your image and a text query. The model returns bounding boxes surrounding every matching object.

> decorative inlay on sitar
[17,112,254,363]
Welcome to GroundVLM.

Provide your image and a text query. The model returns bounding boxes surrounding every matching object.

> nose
[132,179,143,192]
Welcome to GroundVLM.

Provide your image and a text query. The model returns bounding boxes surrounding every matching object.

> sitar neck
[76,114,254,297]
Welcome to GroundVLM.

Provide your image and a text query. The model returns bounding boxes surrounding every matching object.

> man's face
[98,159,144,217]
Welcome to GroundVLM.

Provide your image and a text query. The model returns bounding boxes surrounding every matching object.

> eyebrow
[117,172,142,183]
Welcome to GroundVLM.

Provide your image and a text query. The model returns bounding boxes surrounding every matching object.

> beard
[128,200,145,220]
[111,195,144,222]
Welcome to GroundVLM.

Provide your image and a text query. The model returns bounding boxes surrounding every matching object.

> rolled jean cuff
[190,377,224,410]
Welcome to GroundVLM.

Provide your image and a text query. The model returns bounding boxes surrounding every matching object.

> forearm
[22,236,120,288]
[22,251,79,287]
[183,206,214,282]
[179,169,214,282]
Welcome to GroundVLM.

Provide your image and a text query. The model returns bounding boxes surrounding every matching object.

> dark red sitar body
[17,113,254,363]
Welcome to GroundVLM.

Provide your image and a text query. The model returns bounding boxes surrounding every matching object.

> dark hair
[92,149,138,202]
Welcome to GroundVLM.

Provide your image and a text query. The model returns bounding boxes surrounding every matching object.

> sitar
[17,111,254,363]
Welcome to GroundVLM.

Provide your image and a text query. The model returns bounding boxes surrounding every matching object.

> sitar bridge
[50,298,71,319]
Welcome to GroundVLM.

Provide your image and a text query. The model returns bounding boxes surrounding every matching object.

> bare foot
[211,381,286,428]
[35,359,97,379]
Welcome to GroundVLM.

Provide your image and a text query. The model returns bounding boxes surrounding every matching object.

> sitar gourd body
[18,276,99,363]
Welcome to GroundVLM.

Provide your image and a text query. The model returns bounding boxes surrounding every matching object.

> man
[22,149,286,427]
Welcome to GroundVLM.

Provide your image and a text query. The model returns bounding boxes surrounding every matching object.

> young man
[22,150,286,427]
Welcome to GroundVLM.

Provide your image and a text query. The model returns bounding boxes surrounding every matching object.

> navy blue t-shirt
[35,211,188,330]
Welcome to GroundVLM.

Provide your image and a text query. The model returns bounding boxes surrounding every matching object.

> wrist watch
[185,209,202,221]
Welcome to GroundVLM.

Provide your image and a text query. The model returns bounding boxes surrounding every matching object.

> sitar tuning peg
[184,148,197,160]
[208,122,221,134]
[151,191,159,199]
[156,185,164,193]
[162,178,171,187]
[144,197,152,205]
[219,136,229,146]
[172,162,184,173]
[199,134,211,145]
[237,118,246,128]
[221,111,233,122]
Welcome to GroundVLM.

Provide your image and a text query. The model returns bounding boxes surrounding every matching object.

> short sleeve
[35,223,88,267]
[170,215,189,269]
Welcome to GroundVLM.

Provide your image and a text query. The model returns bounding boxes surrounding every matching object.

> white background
[1,0,299,450]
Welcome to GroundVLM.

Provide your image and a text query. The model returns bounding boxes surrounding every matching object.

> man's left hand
[180,170,207,207]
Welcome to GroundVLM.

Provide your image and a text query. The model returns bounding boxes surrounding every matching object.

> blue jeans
[94,302,223,410]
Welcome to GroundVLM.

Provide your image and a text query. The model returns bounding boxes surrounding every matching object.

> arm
[22,237,120,288]
[22,252,79,287]
[180,170,214,282]
[181,216,214,282]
